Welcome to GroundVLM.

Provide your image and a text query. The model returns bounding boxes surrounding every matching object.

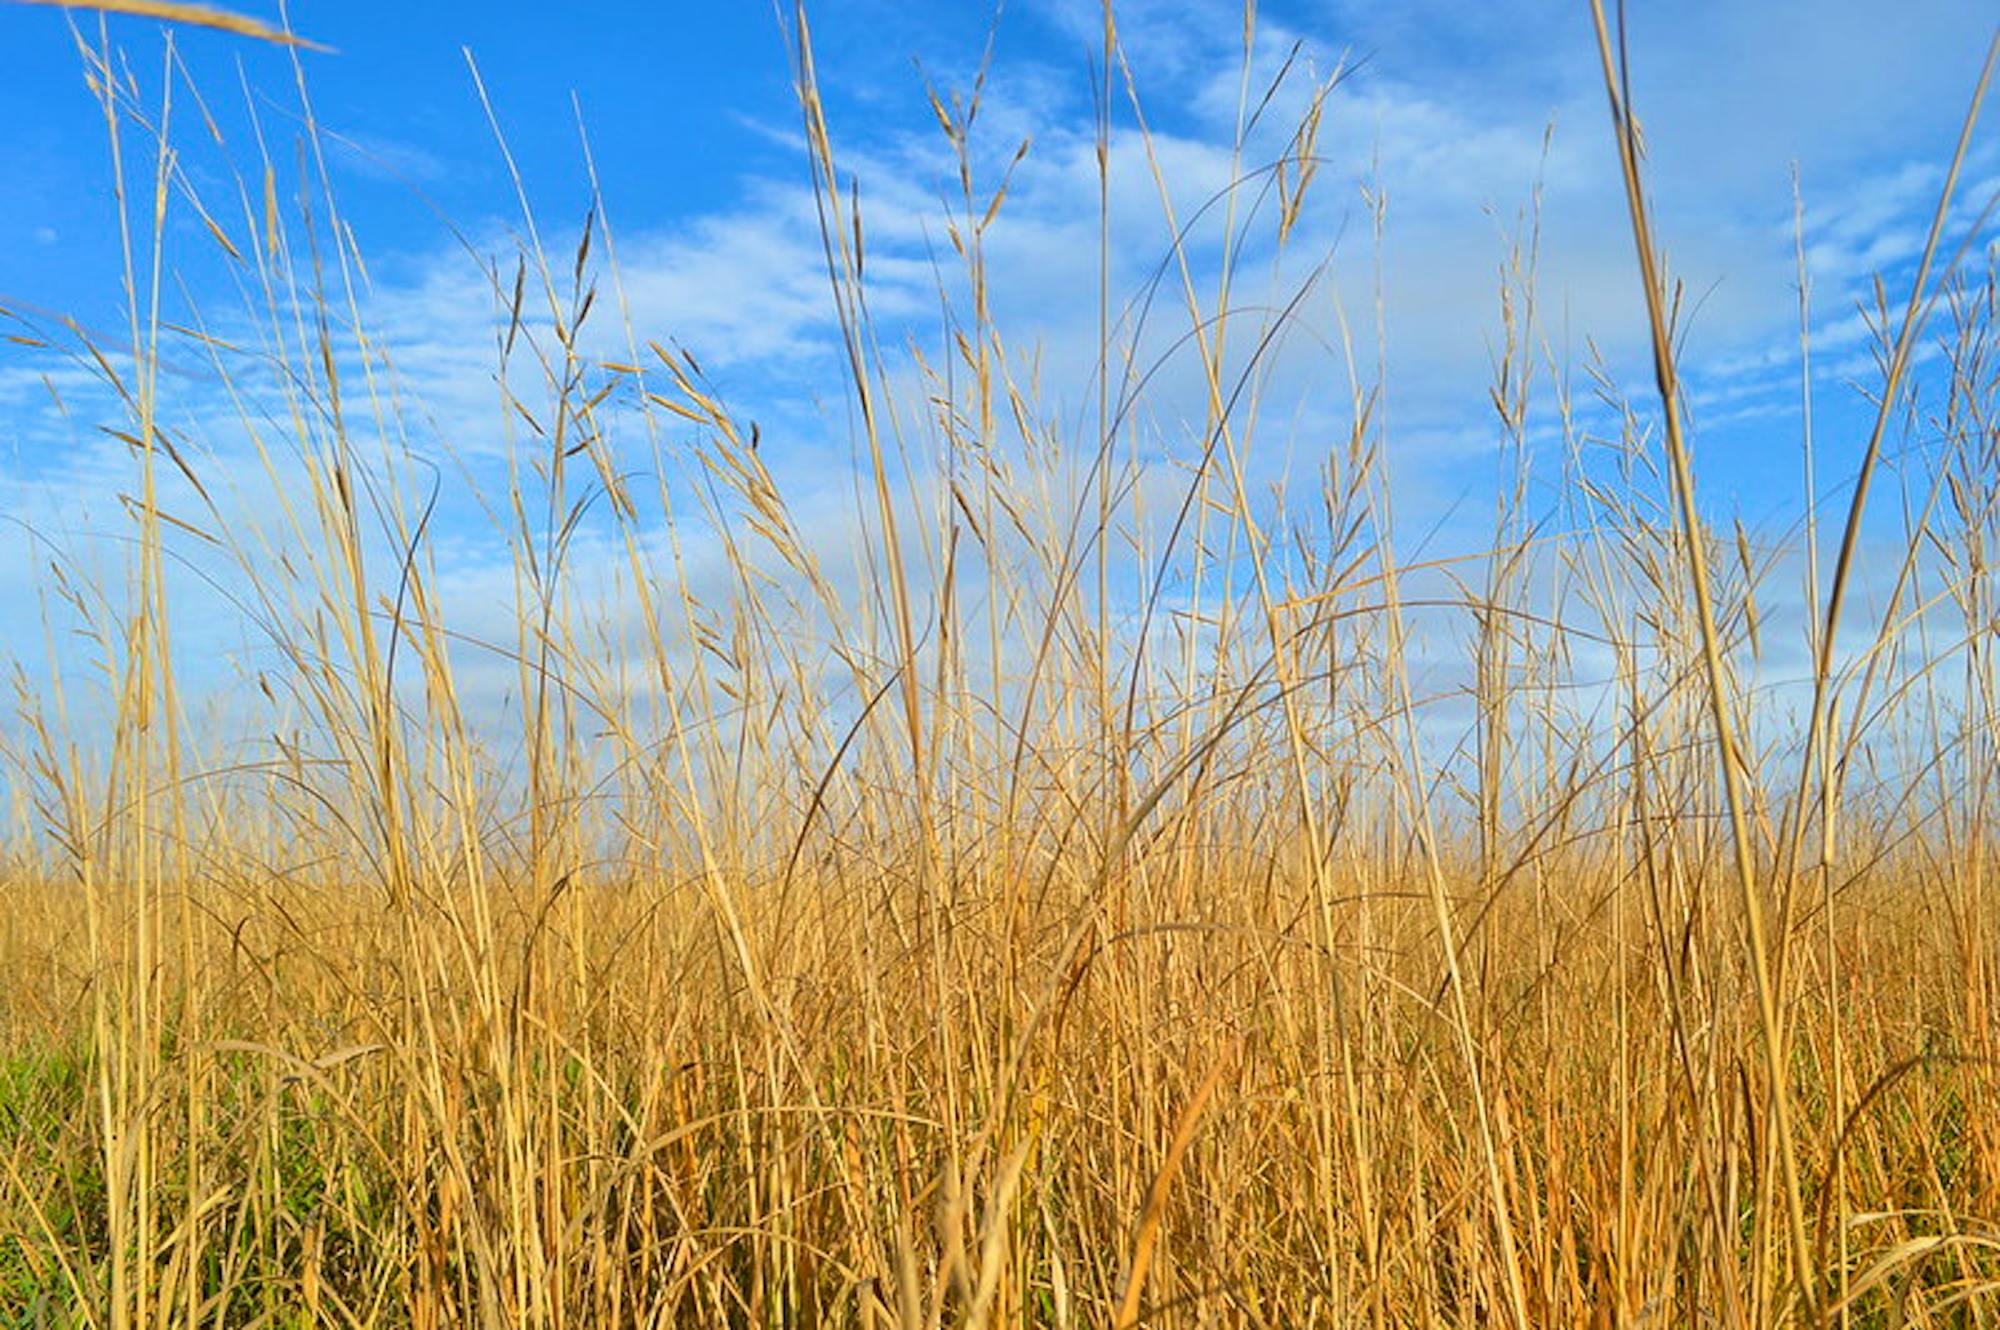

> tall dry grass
[2,3,1999,1326]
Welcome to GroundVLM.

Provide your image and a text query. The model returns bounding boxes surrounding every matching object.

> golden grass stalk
[5,0,324,48]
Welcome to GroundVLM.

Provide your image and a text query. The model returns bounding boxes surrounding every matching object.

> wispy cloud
[0,0,1991,751]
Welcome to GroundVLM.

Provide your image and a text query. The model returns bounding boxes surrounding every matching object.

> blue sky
[0,0,1994,739]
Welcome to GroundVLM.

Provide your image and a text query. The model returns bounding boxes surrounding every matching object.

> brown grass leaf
[6,0,327,49]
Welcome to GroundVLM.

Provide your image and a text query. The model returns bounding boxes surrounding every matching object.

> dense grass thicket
[3,3,1999,1325]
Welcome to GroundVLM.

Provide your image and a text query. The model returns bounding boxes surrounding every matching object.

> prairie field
[1,2,1998,1326]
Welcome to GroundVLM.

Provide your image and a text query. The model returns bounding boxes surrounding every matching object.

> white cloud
[2,0,1991,789]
